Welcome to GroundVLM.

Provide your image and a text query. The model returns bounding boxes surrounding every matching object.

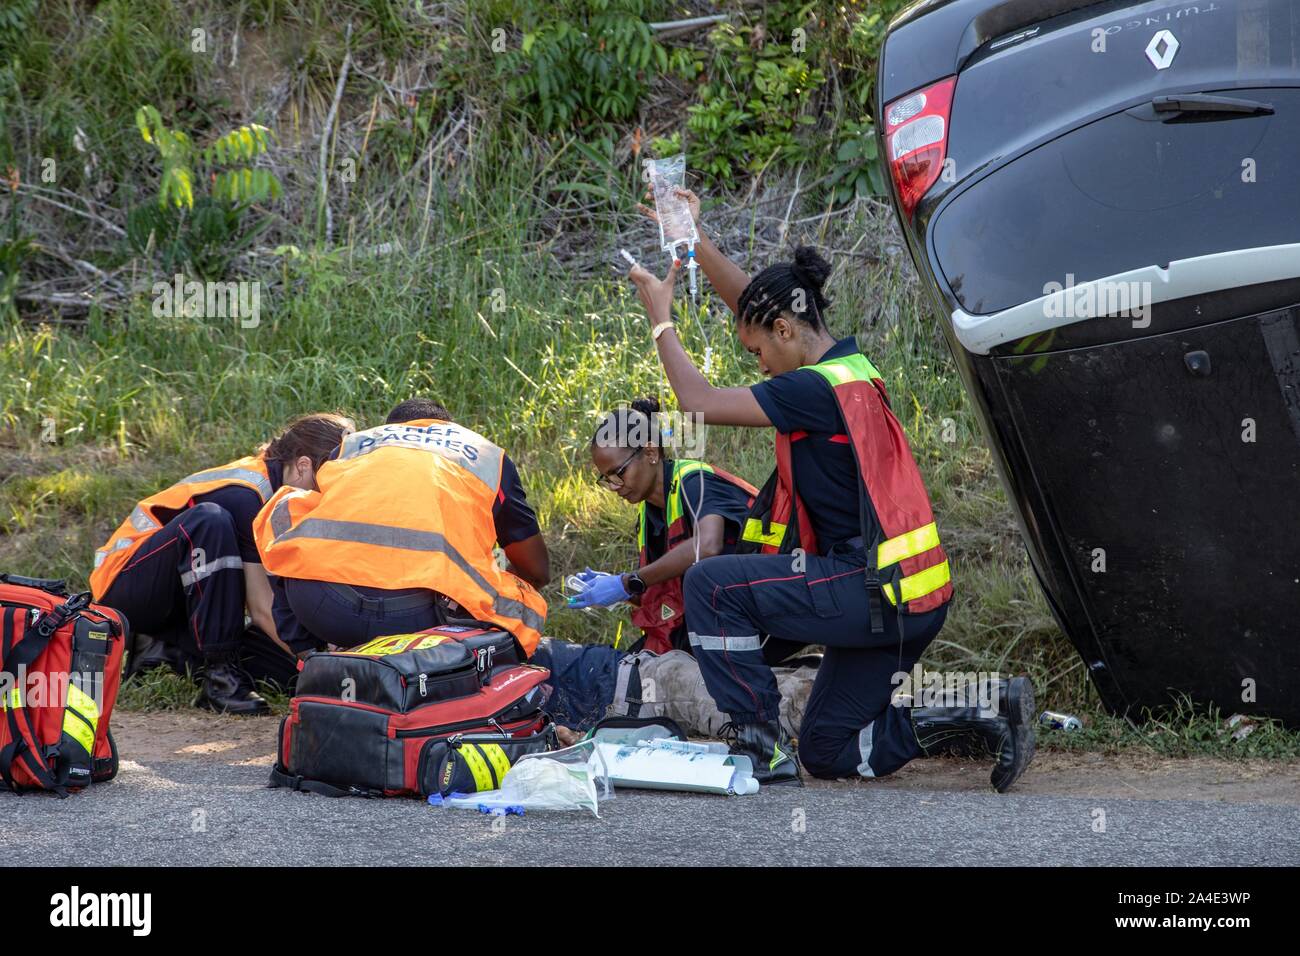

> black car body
[876,0,1300,723]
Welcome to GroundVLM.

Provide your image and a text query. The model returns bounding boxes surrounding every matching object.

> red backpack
[0,574,129,795]
[270,625,555,799]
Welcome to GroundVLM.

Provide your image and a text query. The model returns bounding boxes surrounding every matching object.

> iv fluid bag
[643,154,698,254]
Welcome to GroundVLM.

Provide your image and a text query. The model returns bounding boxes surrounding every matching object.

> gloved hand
[566,572,629,608]
[572,567,603,587]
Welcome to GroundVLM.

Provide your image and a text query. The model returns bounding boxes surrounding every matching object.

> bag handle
[267,765,381,799]
[0,573,69,596]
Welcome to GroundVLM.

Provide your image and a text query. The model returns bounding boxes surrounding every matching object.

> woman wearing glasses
[536,396,816,744]
[568,397,756,654]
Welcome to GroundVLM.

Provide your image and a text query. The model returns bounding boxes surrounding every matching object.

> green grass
[1,194,1043,651]
[116,667,292,714]
[1041,699,1300,761]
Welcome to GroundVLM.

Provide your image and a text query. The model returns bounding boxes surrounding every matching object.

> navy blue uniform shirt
[749,336,881,552]
[190,459,284,563]
[493,455,543,545]
[639,458,753,561]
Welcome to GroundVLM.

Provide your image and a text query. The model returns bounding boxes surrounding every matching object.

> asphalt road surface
[4,752,1298,866]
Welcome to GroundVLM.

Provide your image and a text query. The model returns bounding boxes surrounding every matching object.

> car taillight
[884,76,956,220]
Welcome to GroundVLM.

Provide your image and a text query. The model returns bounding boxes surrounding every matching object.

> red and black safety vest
[632,459,757,654]
[741,351,952,618]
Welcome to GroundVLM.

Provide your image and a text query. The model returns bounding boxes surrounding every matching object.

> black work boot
[910,676,1035,792]
[727,720,802,786]
[199,652,270,716]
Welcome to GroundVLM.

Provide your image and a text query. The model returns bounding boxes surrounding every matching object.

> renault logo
[1145,29,1179,70]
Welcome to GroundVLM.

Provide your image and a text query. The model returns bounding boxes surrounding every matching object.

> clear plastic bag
[438,739,613,816]
[643,154,698,254]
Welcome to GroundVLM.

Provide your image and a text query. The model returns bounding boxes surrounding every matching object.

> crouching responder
[541,394,817,740]
[253,398,551,656]
[90,413,355,713]
[565,395,758,651]
[627,192,1035,790]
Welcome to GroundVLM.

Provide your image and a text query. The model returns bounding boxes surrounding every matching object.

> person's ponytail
[736,245,833,330]
[591,396,663,451]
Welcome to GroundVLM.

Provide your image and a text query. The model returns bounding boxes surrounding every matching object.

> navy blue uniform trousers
[683,550,947,779]
[270,577,445,651]
[100,502,248,658]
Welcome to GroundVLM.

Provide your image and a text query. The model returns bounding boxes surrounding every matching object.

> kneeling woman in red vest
[627,206,1034,790]
[568,396,757,654]
[90,413,355,714]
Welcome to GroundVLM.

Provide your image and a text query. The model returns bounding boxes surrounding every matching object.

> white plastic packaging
[593,739,759,796]
[440,739,613,816]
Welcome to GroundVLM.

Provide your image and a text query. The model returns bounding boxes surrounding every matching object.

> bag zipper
[395,709,544,738]
[317,651,477,695]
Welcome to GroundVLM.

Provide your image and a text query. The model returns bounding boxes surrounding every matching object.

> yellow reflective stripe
[877,521,941,569]
[5,687,21,710]
[666,459,712,526]
[816,360,855,385]
[480,744,511,786]
[882,559,951,606]
[637,502,647,551]
[63,685,100,756]
[742,517,785,547]
[803,352,883,386]
[458,745,494,792]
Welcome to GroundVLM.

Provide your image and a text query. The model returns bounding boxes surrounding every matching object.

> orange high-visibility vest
[90,456,274,601]
[253,419,547,655]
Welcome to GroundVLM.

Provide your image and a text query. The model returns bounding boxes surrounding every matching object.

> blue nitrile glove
[567,572,629,608]
[573,568,603,587]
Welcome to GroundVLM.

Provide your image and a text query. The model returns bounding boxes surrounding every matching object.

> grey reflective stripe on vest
[856,721,876,778]
[94,534,138,567]
[269,494,297,539]
[180,555,244,587]
[688,632,763,652]
[179,466,272,501]
[337,423,504,491]
[128,505,160,532]
[270,514,543,633]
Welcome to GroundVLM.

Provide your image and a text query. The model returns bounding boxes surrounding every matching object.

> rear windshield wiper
[1152,93,1274,120]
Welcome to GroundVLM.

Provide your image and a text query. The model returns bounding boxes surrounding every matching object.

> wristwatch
[651,320,675,341]
[624,572,648,596]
